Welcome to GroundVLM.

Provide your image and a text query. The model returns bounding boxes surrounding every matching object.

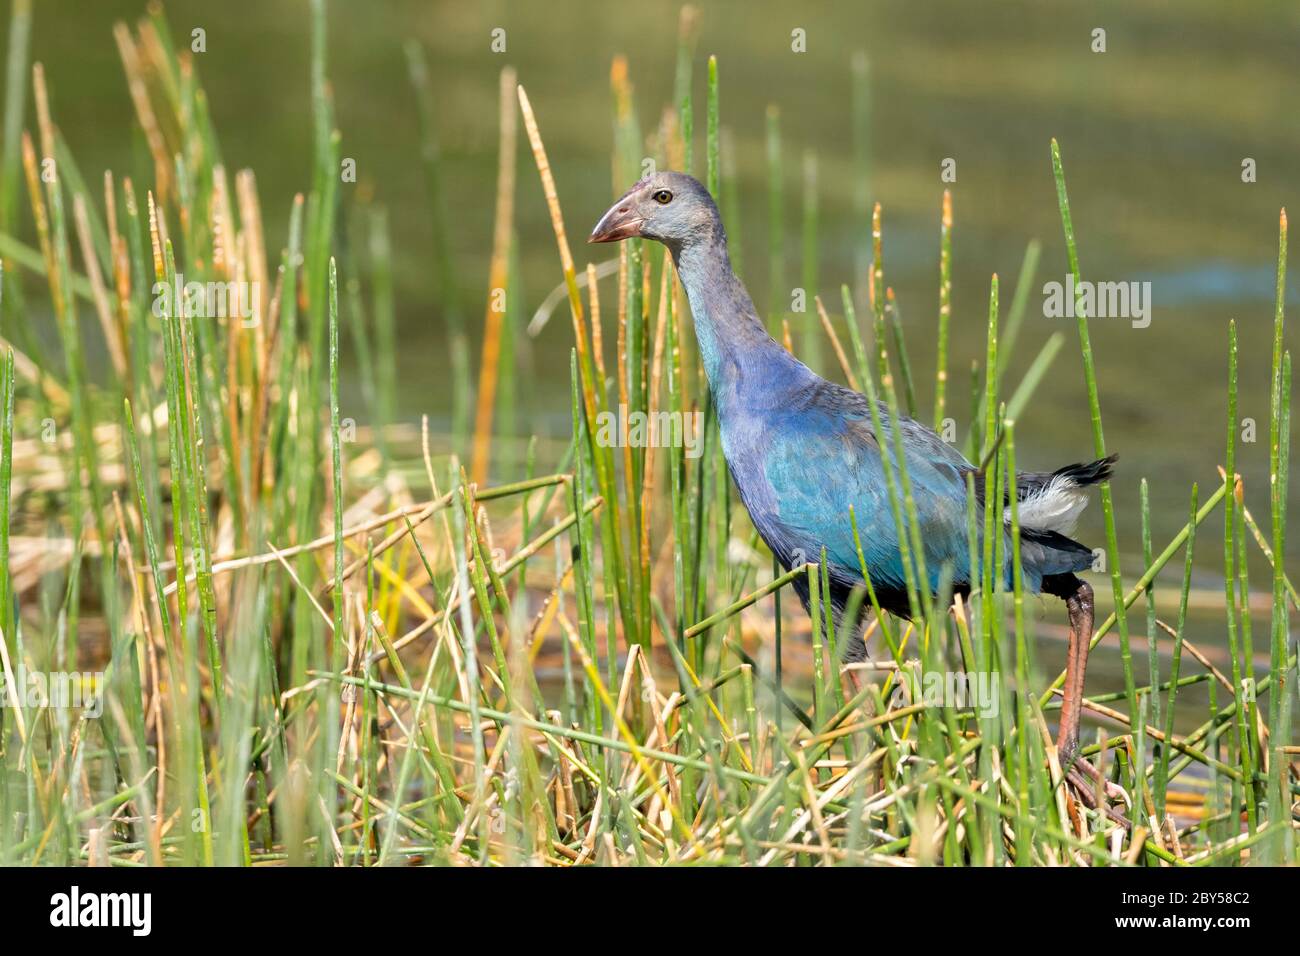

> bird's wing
[760,379,978,593]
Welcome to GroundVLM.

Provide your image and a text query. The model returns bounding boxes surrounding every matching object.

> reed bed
[0,2,1294,867]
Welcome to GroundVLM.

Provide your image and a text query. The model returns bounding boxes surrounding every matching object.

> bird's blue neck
[671,235,800,415]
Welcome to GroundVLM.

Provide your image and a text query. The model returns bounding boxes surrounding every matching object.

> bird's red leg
[1056,579,1093,765]
[1056,579,1129,823]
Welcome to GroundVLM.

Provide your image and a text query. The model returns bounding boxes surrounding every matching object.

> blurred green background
[13,0,1300,562]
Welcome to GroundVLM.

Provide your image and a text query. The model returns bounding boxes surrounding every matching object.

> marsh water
[24,1,1300,722]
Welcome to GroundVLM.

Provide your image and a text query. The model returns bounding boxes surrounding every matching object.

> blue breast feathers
[724,372,1031,597]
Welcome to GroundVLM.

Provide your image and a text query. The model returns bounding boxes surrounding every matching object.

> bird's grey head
[588,171,722,252]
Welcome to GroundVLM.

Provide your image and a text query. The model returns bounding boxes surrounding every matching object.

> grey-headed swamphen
[590,171,1123,813]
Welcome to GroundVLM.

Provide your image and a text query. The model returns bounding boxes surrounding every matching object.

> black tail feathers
[1052,452,1118,487]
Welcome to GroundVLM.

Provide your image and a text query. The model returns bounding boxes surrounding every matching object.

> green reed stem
[802,150,822,371]
[1154,484,1198,817]
[1050,138,1137,732]
[1266,206,1292,861]
[0,346,13,642]
[765,105,784,328]
[1221,319,1253,828]
[850,51,871,309]
[329,257,343,644]
[997,240,1041,384]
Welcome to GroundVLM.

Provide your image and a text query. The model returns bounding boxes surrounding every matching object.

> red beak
[588,200,645,243]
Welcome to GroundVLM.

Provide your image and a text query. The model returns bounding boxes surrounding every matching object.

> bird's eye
[652,189,673,205]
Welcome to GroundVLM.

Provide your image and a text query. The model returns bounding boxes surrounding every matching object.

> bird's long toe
[1062,757,1131,828]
